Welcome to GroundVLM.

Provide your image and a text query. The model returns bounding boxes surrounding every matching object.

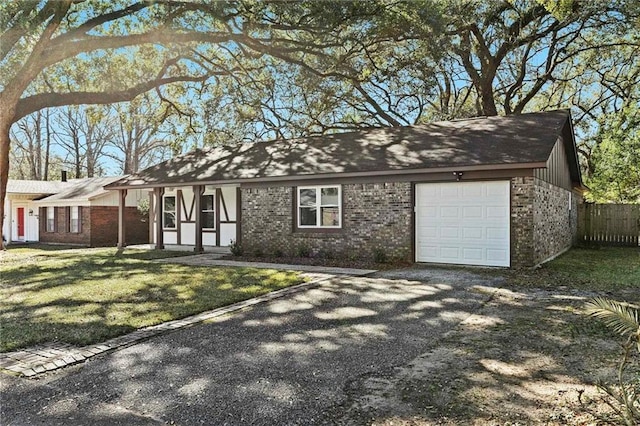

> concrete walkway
[0,259,375,378]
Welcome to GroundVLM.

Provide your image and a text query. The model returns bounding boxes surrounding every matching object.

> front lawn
[505,246,640,292]
[0,247,303,352]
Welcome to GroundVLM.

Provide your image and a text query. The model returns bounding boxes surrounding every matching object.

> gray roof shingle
[7,180,70,195]
[107,110,578,189]
[7,177,124,201]
[36,177,124,202]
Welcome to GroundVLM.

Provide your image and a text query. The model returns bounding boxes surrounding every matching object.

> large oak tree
[0,0,405,245]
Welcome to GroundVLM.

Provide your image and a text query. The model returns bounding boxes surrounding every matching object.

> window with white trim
[201,190,215,229]
[298,185,341,228]
[163,195,176,229]
[46,207,55,232]
[70,206,80,233]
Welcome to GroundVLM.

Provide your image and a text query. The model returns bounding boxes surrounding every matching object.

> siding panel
[534,137,572,190]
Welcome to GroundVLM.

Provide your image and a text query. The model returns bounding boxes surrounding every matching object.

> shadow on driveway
[1,273,501,425]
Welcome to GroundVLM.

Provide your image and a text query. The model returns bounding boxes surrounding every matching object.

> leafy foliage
[586,104,640,203]
[583,297,640,425]
[229,239,243,257]
[585,298,640,353]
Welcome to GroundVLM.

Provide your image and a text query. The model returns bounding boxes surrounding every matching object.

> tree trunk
[35,111,42,180]
[0,110,13,250]
[73,131,81,178]
[44,109,51,181]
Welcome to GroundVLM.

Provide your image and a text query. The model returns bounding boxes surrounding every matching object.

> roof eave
[104,161,549,190]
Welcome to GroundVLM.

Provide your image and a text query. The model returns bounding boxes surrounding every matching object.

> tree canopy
[1,0,639,246]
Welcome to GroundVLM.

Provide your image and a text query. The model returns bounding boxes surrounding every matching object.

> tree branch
[14,74,208,121]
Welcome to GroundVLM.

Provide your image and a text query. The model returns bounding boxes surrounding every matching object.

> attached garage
[108,109,584,268]
[415,181,510,267]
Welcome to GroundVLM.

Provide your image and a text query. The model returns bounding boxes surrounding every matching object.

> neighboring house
[3,176,148,247]
[106,110,585,268]
[3,180,69,243]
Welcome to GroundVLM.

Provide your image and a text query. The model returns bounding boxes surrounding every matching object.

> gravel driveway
[0,270,502,425]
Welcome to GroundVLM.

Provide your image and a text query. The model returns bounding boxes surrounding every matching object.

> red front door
[17,207,25,238]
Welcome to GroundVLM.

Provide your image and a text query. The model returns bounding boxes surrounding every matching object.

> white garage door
[415,181,510,267]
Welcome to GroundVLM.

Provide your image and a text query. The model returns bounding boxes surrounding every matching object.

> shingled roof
[35,177,124,202]
[7,180,71,196]
[106,110,580,189]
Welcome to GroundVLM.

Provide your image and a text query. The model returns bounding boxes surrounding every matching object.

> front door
[17,207,25,239]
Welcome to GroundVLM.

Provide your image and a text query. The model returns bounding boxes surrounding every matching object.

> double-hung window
[201,191,215,229]
[69,206,80,233]
[46,207,55,232]
[297,185,341,228]
[163,195,176,229]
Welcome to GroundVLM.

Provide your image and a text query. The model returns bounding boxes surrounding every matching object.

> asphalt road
[0,270,499,425]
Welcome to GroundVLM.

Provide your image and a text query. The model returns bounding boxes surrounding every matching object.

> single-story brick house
[106,110,584,267]
[3,176,148,247]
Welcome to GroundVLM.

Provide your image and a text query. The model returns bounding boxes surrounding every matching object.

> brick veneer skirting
[242,182,413,261]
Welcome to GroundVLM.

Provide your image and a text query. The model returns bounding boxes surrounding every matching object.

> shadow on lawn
[0,249,300,352]
[2,274,623,425]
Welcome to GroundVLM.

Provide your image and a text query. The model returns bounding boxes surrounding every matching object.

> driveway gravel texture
[0,269,502,425]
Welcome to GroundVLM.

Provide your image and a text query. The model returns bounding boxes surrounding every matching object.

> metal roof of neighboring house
[35,177,124,202]
[106,110,581,189]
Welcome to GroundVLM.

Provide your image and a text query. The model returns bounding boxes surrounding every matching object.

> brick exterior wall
[90,206,148,247]
[510,177,535,268]
[510,176,580,267]
[241,178,579,268]
[532,177,578,264]
[242,182,413,261]
[39,206,148,247]
[39,206,91,245]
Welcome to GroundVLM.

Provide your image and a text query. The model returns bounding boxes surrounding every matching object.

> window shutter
[53,207,58,232]
[39,207,45,232]
[78,206,82,233]
[65,207,71,233]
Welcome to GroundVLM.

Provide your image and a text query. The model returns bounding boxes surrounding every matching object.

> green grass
[506,247,640,292]
[0,246,303,352]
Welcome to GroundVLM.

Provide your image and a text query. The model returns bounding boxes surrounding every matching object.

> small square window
[297,186,341,229]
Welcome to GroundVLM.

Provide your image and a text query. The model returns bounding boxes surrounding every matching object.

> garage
[415,181,510,267]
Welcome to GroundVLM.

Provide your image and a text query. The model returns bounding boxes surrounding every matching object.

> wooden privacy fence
[577,203,640,246]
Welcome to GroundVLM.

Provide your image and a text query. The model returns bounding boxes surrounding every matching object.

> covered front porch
[115,184,239,252]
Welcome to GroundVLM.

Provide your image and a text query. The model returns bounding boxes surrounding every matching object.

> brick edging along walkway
[0,273,338,378]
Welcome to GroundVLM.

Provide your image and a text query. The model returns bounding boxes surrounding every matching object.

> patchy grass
[504,247,640,293]
[0,247,303,352]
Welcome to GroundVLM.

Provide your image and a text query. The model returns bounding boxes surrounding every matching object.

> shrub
[373,247,388,264]
[252,247,264,258]
[273,248,284,258]
[316,249,335,260]
[137,198,149,222]
[583,297,640,426]
[345,250,359,262]
[229,239,243,256]
[296,245,311,258]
